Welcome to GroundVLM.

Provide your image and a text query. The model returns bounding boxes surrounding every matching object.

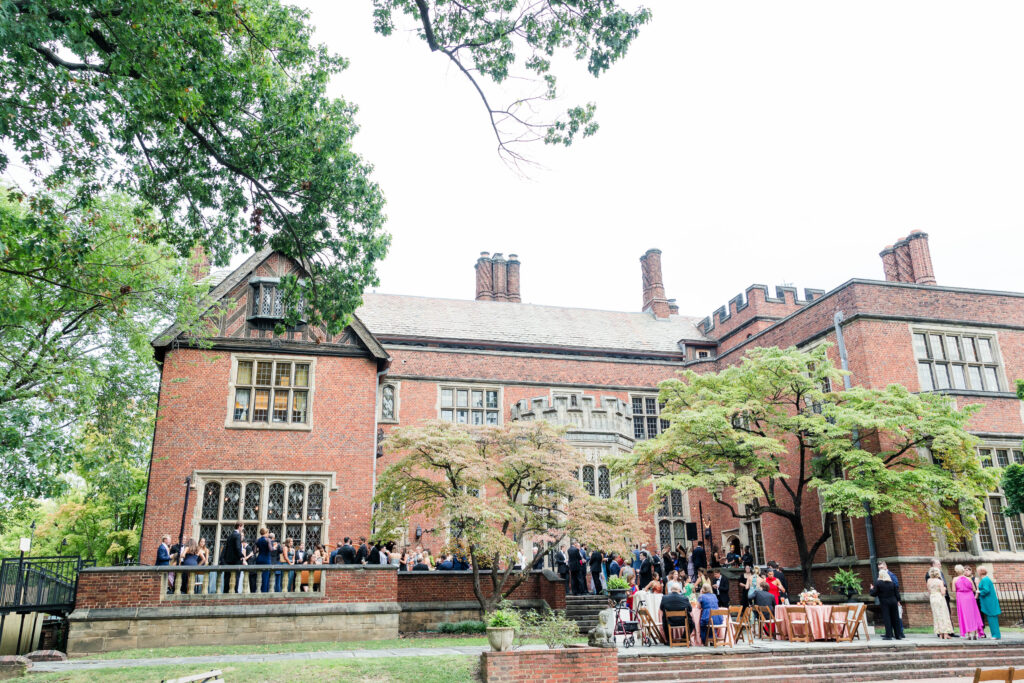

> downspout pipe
[833,311,879,588]
[371,365,389,535]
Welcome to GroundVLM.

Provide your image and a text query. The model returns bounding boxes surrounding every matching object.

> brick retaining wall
[397,570,566,611]
[480,646,617,682]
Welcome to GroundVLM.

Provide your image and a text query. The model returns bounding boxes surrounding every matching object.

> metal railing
[995,581,1024,627]
[0,556,93,615]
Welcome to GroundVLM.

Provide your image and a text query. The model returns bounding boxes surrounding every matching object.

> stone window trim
[224,353,316,431]
[742,504,766,567]
[191,470,337,561]
[438,384,502,426]
[379,380,400,424]
[910,325,1006,394]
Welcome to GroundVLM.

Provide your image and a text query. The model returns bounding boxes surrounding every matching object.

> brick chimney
[189,243,211,282]
[475,252,494,300]
[880,231,936,285]
[506,254,521,303]
[475,251,521,302]
[640,249,671,319]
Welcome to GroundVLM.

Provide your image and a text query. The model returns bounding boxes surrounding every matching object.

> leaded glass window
[631,394,665,440]
[913,331,1002,392]
[202,482,221,520]
[193,474,331,561]
[655,487,687,549]
[658,520,671,549]
[440,385,499,425]
[381,384,396,421]
[671,490,684,516]
[582,466,595,496]
[597,466,611,499]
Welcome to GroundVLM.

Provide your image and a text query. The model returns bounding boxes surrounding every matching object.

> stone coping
[399,599,547,612]
[69,600,399,621]
[82,564,397,573]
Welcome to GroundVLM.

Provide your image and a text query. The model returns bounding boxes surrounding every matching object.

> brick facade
[140,235,1024,616]
[480,646,618,683]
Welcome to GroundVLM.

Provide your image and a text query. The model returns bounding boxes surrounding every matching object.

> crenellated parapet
[696,284,825,345]
[511,394,635,450]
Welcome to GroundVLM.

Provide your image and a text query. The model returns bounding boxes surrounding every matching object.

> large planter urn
[486,626,515,652]
[608,588,628,602]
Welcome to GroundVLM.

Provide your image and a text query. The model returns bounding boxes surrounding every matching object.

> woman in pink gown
[953,564,984,639]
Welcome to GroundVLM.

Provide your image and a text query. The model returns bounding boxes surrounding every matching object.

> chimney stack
[189,243,211,282]
[474,251,521,302]
[475,252,493,300]
[879,231,936,285]
[506,254,521,303]
[640,248,671,319]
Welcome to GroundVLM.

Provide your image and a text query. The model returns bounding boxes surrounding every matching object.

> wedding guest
[870,569,904,640]
[255,527,272,593]
[954,564,984,640]
[927,567,953,639]
[977,567,1002,640]
[180,538,200,594]
[697,583,722,643]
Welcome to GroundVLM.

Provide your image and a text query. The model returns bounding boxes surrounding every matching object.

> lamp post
[177,476,192,552]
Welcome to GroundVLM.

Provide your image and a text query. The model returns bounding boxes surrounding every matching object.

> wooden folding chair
[637,607,665,646]
[752,604,780,640]
[847,602,870,642]
[664,611,690,647]
[826,604,856,642]
[729,606,753,645]
[785,605,812,643]
[974,668,1014,683]
[707,608,734,647]
[1010,668,1024,681]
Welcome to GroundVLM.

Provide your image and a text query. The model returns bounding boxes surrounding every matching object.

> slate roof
[356,292,710,355]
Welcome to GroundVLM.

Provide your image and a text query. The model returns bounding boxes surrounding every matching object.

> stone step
[618,645,1024,672]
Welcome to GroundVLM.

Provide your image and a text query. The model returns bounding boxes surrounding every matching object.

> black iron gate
[0,556,94,653]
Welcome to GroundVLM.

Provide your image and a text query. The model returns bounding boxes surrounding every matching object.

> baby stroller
[613,597,640,648]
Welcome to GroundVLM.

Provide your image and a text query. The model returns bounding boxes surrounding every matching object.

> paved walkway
[31,633,1024,674]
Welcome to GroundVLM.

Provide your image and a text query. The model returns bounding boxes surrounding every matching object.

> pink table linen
[774,604,835,641]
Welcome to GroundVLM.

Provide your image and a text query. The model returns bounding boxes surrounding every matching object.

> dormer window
[249,277,303,322]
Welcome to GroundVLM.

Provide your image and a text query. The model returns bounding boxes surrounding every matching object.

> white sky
[292,0,1024,319]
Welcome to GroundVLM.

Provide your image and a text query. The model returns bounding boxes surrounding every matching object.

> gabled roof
[356,292,710,356]
[153,248,387,362]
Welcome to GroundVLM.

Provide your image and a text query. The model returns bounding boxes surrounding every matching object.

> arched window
[267,483,285,520]
[223,482,241,520]
[243,483,261,520]
[597,466,611,499]
[201,482,221,520]
[582,466,595,496]
[307,483,324,521]
[288,483,305,521]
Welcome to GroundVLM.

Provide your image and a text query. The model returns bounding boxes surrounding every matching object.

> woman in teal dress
[977,567,1001,639]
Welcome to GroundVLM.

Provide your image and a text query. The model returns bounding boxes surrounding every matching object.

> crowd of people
[929,560,1003,641]
[154,524,475,594]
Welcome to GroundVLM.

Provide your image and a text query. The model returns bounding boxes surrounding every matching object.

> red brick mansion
[141,232,1024,612]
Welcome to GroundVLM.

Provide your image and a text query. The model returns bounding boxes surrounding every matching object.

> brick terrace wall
[480,646,617,683]
[397,571,565,611]
[75,565,397,609]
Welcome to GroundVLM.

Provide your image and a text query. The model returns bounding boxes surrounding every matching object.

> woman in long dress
[927,568,953,638]
[953,564,985,639]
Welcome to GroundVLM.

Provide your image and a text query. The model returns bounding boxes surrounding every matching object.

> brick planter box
[480,646,617,683]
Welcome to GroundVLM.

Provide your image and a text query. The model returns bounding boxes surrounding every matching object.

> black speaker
[685,522,698,541]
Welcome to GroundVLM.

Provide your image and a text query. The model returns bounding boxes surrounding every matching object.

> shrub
[607,576,628,590]
[520,609,581,648]
[438,620,486,634]
[487,608,521,630]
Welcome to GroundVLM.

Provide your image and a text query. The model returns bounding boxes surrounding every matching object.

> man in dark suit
[567,542,585,595]
[220,522,244,593]
[355,537,369,564]
[254,527,273,593]
[712,568,730,607]
[638,551,653,588]
[531,545,546,571]
[589,549,604,594]
[660,584,690,641]
[554,546,569,593]
[339,537,357,565]
[367,540,381,565]
[691,541,707,573]
[156,535,172,594]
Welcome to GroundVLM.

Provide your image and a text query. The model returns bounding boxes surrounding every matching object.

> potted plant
[828,568,863,601]
[486,608,521,651]
[607,575,629,602]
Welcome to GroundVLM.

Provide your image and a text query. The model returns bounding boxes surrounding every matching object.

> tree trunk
[789,515,816,589]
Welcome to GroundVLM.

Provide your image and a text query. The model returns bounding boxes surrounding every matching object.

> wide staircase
[617,640,1024,682]
[565,593,612,633]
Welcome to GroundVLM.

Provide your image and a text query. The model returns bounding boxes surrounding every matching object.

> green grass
[31,654,478,682]
[76,635,584,661]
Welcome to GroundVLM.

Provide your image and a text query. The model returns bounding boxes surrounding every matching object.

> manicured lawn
[31,655,479,682]
[77,635,584,660]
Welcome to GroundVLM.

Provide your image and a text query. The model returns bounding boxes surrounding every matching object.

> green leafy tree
[0,187,201,525]
[1005,380,1024,515]
[373,0,652,165]
[374,420,643,611]
[2,0,387,332]
[614,345,997,585]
